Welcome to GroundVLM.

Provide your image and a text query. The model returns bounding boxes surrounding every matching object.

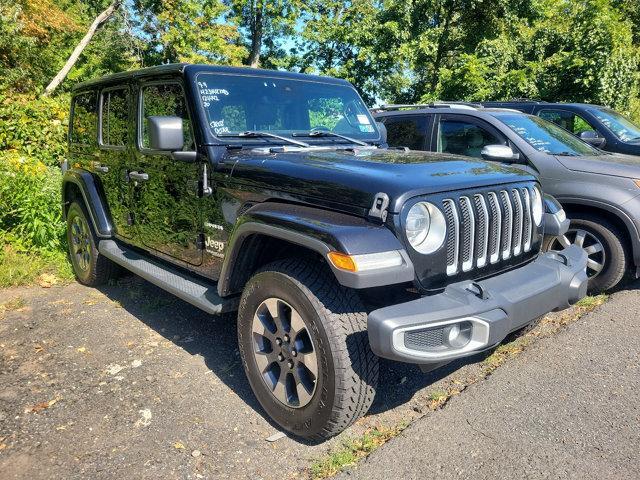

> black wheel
[237,258,378,441]
[544,214,629,293]
[66,201,119,286]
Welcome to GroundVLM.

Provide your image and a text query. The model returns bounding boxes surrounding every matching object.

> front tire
[66,201,119,286]
[544,214,629,293]
[237,258,378,441]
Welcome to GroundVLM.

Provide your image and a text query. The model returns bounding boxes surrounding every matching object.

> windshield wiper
[552,151,581,156]
[294,130,369,146]
[220,131,310,148]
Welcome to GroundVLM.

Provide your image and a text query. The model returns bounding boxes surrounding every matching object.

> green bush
[0,92,68,255]
[0,92,69,167]
[0,152,65,251]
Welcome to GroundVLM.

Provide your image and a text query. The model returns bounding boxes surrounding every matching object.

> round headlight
[532,187,543,226]
[405,202,447,254]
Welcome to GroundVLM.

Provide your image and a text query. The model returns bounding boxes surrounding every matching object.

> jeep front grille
[443,187,535,276]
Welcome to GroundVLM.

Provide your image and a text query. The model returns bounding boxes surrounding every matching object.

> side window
[383,116,427,150]
[437,120,501,157]
[71,92,98,145]
[140,83,193,150]
[101,88,129,147]
[539,110,595,135]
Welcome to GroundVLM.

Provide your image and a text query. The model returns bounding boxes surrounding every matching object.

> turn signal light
[328,252,357,272]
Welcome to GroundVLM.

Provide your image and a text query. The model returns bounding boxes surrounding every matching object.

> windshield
[496,113,602,156]
[589,108,640,142]
[195,73,379,144]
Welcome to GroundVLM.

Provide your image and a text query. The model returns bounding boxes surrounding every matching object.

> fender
[217,202,415,296]
[61,168,113,238]
[555,195,640,264]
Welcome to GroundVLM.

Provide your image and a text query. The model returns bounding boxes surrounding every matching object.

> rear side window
[140,83,193,150]
[383,115,428,150]
[101,88,129,146]
[71,92,98,145]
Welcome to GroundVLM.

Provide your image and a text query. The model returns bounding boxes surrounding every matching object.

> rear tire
[237,258,378,441]
[543,214,628,293]
[66,201,119,286]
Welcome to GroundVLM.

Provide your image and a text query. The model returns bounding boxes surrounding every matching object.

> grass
[310,425,406,479]
[0,244,73,288]
[309,294,610,479]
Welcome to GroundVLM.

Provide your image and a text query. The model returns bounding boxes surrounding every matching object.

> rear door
[380,114,430,150]
[131,80,203,267]
[97,85,135,239]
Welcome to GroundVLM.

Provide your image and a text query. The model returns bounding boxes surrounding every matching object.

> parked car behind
[374,104,640,292]
[62,66,586,440]
[481,100,640,156]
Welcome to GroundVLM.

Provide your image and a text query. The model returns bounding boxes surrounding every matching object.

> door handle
[93,162,109,173]
[129,171,149,182]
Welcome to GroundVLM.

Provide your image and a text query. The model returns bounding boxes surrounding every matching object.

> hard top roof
[72,63,351,91]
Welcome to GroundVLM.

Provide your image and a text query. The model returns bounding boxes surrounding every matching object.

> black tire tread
[67,201,119,286]
[544,212,629,293]
[254,258,378,441]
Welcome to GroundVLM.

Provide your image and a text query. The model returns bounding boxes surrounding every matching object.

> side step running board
[98,240,237,314]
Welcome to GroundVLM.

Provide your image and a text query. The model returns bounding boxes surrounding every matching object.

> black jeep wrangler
[62,64,587,440]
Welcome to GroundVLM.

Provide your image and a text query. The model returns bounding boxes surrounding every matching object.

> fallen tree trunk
[43,1,121,96]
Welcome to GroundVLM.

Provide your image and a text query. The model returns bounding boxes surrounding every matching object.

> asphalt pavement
[340,286,640,480]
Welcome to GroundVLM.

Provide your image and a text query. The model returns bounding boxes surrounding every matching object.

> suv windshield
[589,107,640,142]
[496,113,602,156]
[195,73,379,144]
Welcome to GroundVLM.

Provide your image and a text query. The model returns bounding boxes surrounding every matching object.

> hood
[556,152,640,179]
[225,147,535,213]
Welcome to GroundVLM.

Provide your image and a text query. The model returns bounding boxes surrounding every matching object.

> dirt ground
[0,274,604,479]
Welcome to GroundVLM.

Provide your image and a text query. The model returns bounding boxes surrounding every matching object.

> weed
[310,425,405,479]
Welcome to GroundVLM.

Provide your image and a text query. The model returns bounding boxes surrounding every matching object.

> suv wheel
[544,214,628,293]
[237,258,378,441]
[66,201,119,286]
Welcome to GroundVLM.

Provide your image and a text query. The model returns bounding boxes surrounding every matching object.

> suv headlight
[405,202,446,254]
[532,187,543,226]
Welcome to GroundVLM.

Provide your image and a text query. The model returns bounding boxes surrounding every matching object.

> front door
[131,81,203,267]
[433,114,538,177]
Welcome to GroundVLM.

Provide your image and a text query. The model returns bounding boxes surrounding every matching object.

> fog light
[444,321,473,348]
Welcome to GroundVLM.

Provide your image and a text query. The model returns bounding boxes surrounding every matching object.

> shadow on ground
[99,271,600,440]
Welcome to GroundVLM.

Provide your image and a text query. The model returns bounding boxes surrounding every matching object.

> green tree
[132,0,246,65]
[225,0,302,68]
[295,0,400,104]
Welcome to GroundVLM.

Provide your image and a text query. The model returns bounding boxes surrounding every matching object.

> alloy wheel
[251,297,318,408]
[70,214,91,272]
[549,228,605,278]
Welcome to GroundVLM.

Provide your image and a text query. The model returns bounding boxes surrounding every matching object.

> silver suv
[374,104,640,292]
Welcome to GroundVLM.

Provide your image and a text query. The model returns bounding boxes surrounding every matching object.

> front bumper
[367,245,588,366]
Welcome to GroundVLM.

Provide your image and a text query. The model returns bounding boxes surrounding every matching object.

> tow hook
[369,192,390,222]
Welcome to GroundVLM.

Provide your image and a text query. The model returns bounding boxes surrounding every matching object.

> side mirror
[481,144,520,162]
[376,121,387,144]
[579,130,606,148]
[147,116,185,151]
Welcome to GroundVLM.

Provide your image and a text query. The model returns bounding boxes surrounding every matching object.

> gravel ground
[0,275,626,479]
[340,283,640,480]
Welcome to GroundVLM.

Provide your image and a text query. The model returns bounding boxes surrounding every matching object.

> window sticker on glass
[197,80,230,107]
[209,119,229,135]
[357,114,371,125]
